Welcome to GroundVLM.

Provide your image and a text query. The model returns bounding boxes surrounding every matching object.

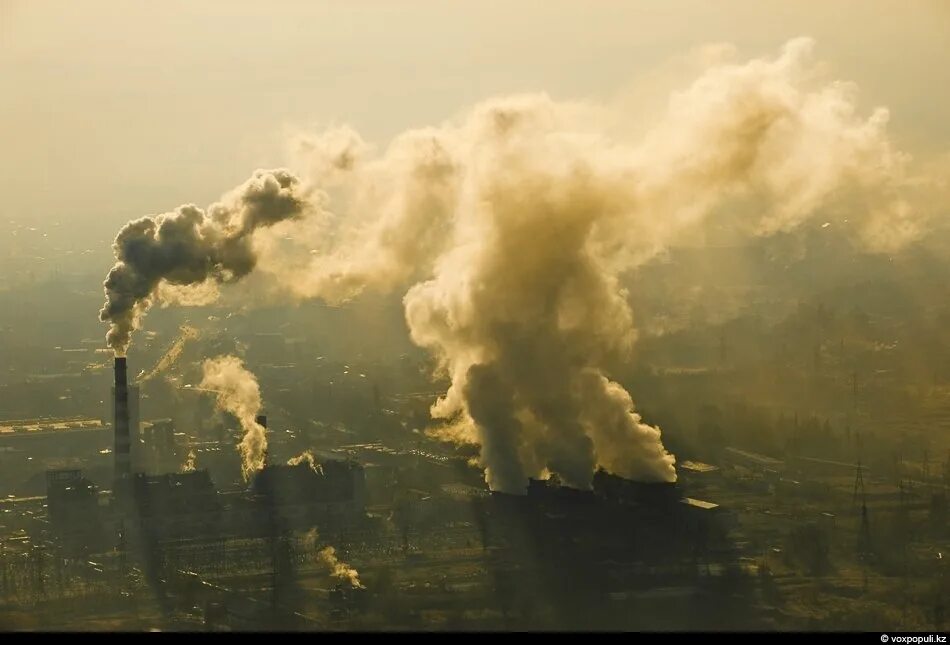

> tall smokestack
[114,357,131,489]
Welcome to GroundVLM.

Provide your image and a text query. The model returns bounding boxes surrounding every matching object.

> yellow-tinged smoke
[199,355,266,481]
[302,529,363,589]
[287,451,323,474]
[317,546,363,589]
[100,38,944,494]
[274,38,929,492]
[181,449,197,473]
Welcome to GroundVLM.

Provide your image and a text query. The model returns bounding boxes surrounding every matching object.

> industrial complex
[0,347,942,633]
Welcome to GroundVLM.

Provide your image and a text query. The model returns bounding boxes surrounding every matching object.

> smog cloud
[276,38,926,492]
[100,169,310,355]
[199,355,266,481]
[101,38,939,494]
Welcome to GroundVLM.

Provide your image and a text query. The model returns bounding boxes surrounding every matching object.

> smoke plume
[317,546,364,589]
[287,451,323,474]
[100,38,938,494]
[181,449,197,474]
[199,355,266,481]
[276,38,924,493]
[302,529,363,589]
[100,169,310,354]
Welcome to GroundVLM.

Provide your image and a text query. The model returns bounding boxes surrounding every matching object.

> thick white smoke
[276,38,923,492]
[199,355,267,481]
[100,169,310,354]
[101,38,937,494]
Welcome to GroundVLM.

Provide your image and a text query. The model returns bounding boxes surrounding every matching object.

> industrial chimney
[114,357,131,490]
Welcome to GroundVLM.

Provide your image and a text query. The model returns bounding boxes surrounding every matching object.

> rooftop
[679,460,719,473]
[0,417,104,435]
[681,497,720,511]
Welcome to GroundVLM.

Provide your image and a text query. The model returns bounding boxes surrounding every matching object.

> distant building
[248,459,366,528]
[679,460,720,474]
[678,497,738,532]
[131,470,221,539]
[45,468,105,550]
[678,460,721,486]
[0,418,111,493]
[592,469,680,507]
[140,418,180,474]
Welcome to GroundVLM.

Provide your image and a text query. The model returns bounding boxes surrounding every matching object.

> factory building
[45,468,106,551]
[139,418,180,474]
[131,470,222,540]
[592,469,681,507]
[33,360,352,553]
[678,497,738,533]
[248,459,367,527]
[0,418,110,460]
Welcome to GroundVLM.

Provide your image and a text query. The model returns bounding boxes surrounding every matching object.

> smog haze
[1,0,949,634]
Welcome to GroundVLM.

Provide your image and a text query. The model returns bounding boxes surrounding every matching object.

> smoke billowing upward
[275,38,924,493]
[199,355,266,481]
[100,169,309,355]
[97,38,939,494]
[317,546,364,589]
[181,449,197,474]
[302,529,363,589]
[287,451,323,474]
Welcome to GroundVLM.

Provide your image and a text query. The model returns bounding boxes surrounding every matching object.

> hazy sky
[2,0,948,247]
